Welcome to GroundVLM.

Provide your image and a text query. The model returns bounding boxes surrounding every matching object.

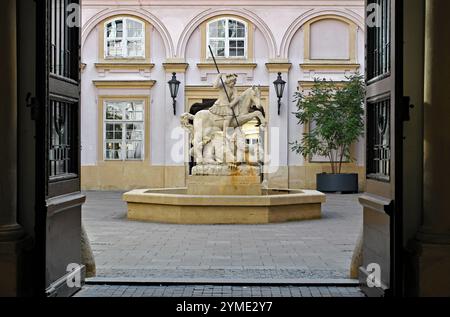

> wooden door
[35,0,85,297]
[360,0,404,297]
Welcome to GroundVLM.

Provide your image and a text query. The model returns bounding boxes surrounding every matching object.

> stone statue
[180,73,266,172]
[209,73,240,135]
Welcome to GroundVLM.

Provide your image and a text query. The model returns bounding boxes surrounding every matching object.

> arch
[280,9,364,59]
[177,8,277,59]
[82,8,174,58]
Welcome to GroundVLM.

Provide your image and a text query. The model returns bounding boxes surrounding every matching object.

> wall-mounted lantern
[273,72,286,115]
[168,72,181,115]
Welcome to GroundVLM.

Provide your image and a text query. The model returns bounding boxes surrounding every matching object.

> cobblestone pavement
[82,191,362,281]
[74,284,365,297]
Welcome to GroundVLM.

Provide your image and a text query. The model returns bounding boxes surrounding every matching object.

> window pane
[217,19,226,37]
[229,40,245,48]
[114,124,122,140]
[105,142,122,160]
[127,19,143,37]
[106,123,114,132]
[106,23,113,37]
[209,20,226,38]
[209,23,218,37]
[107,40,123,57]
[210,39,225,57]
[229,40,245,57]
[106,20,123,38]
[125,102,144,121]
[229,20,245,38]
[126,123,143,140]
[116,21,123,37]
[126,141,142,159]
[106,104,122,120]
[127,40,144,57]
[236,26,245,38]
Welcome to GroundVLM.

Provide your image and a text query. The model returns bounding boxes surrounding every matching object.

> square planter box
[316,173,358,194]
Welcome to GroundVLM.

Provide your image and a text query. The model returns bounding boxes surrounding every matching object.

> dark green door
[35,0,85,297]
[360,0,404,297]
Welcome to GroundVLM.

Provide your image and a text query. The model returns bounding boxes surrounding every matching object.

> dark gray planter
[316,173,359,193]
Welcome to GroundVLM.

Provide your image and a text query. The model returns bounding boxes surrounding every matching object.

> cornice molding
[94,63,155,71]
[163,63,189,73]
[93,80,157,89]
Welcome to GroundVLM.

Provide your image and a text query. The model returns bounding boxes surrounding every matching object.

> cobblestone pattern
[82,192,362,280]
[74,284,365,297]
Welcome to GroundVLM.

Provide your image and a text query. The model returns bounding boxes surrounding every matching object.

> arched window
[104,17,145,58]
[207,17,247,58]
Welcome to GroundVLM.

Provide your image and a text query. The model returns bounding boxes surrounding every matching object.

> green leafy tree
[291,74,365,174]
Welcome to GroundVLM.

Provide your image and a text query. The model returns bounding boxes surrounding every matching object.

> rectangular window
[104,100,144,160]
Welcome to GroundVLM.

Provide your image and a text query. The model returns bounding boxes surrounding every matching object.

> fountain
[123,73,325,224]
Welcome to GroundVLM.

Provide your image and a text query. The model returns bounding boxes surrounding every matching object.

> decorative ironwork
[367,98,391,181]
[48,100,75,177]
[367,0,391,81]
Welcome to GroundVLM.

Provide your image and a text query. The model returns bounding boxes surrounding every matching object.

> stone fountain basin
[123,188,326,224]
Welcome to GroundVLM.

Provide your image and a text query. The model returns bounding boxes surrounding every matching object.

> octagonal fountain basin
[123,188,326,224]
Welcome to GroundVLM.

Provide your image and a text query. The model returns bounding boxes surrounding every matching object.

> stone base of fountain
[187,175,262,196]
[123,176,326,224]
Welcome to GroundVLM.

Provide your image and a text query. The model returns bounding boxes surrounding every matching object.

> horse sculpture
[181,86,266,164]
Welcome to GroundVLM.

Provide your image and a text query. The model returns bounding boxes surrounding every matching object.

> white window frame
[206,17,248,59]
[104,17,145,59]
[103,100,145,161]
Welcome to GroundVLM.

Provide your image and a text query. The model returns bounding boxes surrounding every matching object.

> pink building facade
[80,0,366,190]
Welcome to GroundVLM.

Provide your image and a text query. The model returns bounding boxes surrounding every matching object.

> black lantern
[168,72,181,115]
[273,72,286,115]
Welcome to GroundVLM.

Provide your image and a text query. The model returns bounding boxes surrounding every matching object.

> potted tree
[291,74,365,193]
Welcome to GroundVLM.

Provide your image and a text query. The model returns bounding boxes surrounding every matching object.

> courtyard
[82,191,362,283]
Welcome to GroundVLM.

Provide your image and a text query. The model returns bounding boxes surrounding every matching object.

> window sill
[93,80,156,89]
[197,61,257,70]
[103,159,145,162]
[95,62,155,72]
[300,61,360,71]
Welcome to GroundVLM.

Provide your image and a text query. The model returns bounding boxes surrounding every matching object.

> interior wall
[403,0,425,246]
[17,0,36,238]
